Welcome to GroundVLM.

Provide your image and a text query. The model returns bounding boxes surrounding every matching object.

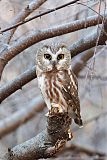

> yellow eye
[44,54,52,60]
[57,54,64,60]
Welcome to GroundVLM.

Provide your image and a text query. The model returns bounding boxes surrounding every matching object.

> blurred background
[0,0,107,159]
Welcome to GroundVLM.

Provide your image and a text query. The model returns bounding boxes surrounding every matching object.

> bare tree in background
[0,0,107,159]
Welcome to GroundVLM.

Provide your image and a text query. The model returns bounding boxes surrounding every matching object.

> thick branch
[0,97,45,138]
[3,108,72,160]
[3,0,48,44]
[0,14,106,78]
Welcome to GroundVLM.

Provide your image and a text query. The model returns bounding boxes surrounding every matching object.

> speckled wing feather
[62,69,83,126]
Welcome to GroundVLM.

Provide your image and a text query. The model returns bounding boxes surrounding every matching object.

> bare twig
[77,2,103,18]
[0,97,45,138]
[0,0,80,35]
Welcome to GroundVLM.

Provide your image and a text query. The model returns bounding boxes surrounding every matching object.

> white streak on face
[47,48,52,55]
[56,48,62,55]
[47,48,59,61]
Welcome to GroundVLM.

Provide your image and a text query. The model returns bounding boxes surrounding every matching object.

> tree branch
[0,13,106,79]
[0,97,45,138]
[3,108,72,160]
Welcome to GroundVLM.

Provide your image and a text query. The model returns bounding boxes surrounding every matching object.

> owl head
[36,43,71,73]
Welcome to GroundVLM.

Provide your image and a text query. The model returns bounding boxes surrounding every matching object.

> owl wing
[62,69,83,127]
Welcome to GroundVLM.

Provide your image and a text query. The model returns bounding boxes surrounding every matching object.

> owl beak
[52,61,57,68]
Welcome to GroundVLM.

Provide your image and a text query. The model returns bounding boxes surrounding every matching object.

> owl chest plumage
[38,70,68,111]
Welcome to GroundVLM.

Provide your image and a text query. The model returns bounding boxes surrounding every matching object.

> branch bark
[3,108,72,160]
[0,14,106,79]
[0,97,45,138]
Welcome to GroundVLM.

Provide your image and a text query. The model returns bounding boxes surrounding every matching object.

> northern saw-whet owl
[36,43,83,127]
